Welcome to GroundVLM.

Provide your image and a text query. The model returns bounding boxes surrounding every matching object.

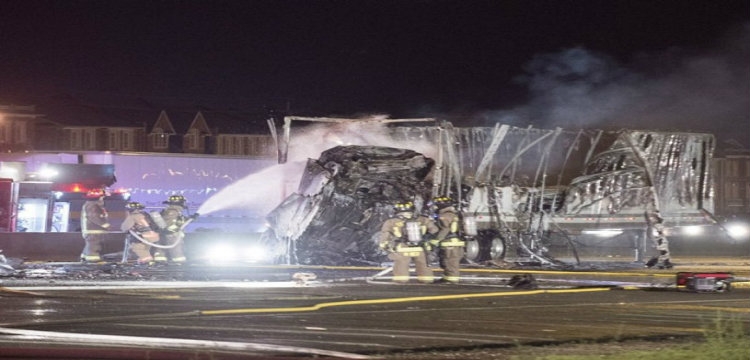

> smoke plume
[482,23,750,148]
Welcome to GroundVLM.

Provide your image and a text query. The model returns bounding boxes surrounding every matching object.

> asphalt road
[0,262,749,359]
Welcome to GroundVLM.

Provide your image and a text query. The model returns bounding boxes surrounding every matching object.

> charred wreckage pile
[263,117,716,267]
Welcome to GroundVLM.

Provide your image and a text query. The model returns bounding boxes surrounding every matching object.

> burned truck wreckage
[263,117,716,266]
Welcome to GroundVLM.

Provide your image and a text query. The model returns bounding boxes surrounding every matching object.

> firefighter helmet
[432,196,454,210]
[163,194,186,207]
[125,201,145,211]
[393,201,415,213]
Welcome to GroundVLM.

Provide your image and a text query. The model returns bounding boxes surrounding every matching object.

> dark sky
[1,0,749,145]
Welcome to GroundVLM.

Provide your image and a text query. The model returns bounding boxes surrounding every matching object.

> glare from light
[582,229,623,238]
[0,167,17,175]
[243,244,267,262]
[54,191,64,199]
[726,223,750,240]
[205,243,268,264]
[38,168,59,179]
[206,244,237,263]
[682,225,704,236]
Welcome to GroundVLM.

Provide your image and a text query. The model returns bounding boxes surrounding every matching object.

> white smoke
[482,23,750,147]
[197,115,438,216]
[285,119,437,161]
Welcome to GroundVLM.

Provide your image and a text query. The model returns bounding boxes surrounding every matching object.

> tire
[465,239,480,261]
[465,230,506,262]
[488,234,506,261]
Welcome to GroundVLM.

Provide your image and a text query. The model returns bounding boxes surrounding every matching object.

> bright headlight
[243,244,267,262]
[582,229,623,238]
[207,244,237,263]
[726,223,750,240]
[682,225,704,236]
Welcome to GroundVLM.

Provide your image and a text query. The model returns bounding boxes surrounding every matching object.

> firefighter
[121,201,160,264]
[80,189,110,262]
[430,196,465,283]
[653,229,672,269]
[645,211,673,269]
[154,194,192,264]
[378,201,438,283]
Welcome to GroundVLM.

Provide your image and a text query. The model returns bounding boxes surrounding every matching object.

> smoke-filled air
[198,24,749,218]
[480,23,749,148]
[196,117,438,217]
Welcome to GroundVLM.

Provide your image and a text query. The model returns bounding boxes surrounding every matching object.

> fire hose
[127,230,183,249]
[121,218,195,262]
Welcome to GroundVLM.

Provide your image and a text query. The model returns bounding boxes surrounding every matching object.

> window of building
[725,181,740,200]
[724,160,739,177]
[185,130,200,150]
[153,133,168,149]
[12,121,26,143]
[122,131,131,150]
[83,129,94,150]
[109,132,118,150]
[70,130,81,149]
[222,137,232,154]
[234,137,242,155]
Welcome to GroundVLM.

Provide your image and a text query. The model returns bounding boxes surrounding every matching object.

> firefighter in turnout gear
[430,196,465,283]
[80,189,110,262]
[154,194,191,263]
[653,228,672,269]
[379,201,439,283]
[645,210,673,269]
[121,201,160,264]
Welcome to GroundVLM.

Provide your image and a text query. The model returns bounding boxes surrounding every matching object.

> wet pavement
[1,260,749,359]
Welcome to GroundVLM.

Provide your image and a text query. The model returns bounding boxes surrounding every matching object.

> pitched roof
[151,110,176,134]
[186,111,211,135]
[27,92,273,135]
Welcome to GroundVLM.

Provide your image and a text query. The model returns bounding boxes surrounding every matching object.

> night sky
[1,0,748,146]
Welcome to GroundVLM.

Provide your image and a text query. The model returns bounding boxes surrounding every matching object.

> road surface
[0,261,748,359]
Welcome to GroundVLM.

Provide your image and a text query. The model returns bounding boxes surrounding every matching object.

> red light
[52,183,90,193]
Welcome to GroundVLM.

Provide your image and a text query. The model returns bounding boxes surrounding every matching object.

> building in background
[1,96,276,157]
[713,146,750,220]
[0,105,60,152]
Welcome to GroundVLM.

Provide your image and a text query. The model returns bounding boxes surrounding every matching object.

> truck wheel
[465,239,480,261]
[488,235,506,261]
[466,230,507,262]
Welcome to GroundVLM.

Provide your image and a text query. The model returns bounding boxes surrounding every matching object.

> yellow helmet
[164,194,186,206]
[432,196,454,209]
[125,201,145,211]
[393,201,415,213]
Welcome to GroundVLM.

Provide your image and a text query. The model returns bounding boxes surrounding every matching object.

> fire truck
[0,162,121,233]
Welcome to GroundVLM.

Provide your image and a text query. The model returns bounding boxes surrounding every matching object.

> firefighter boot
[153,251,168,263]
[81,254,102,263]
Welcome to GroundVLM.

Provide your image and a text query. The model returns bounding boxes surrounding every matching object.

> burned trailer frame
[428,124,588,265]
[441,127,716,265]
[264,116,717,266]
